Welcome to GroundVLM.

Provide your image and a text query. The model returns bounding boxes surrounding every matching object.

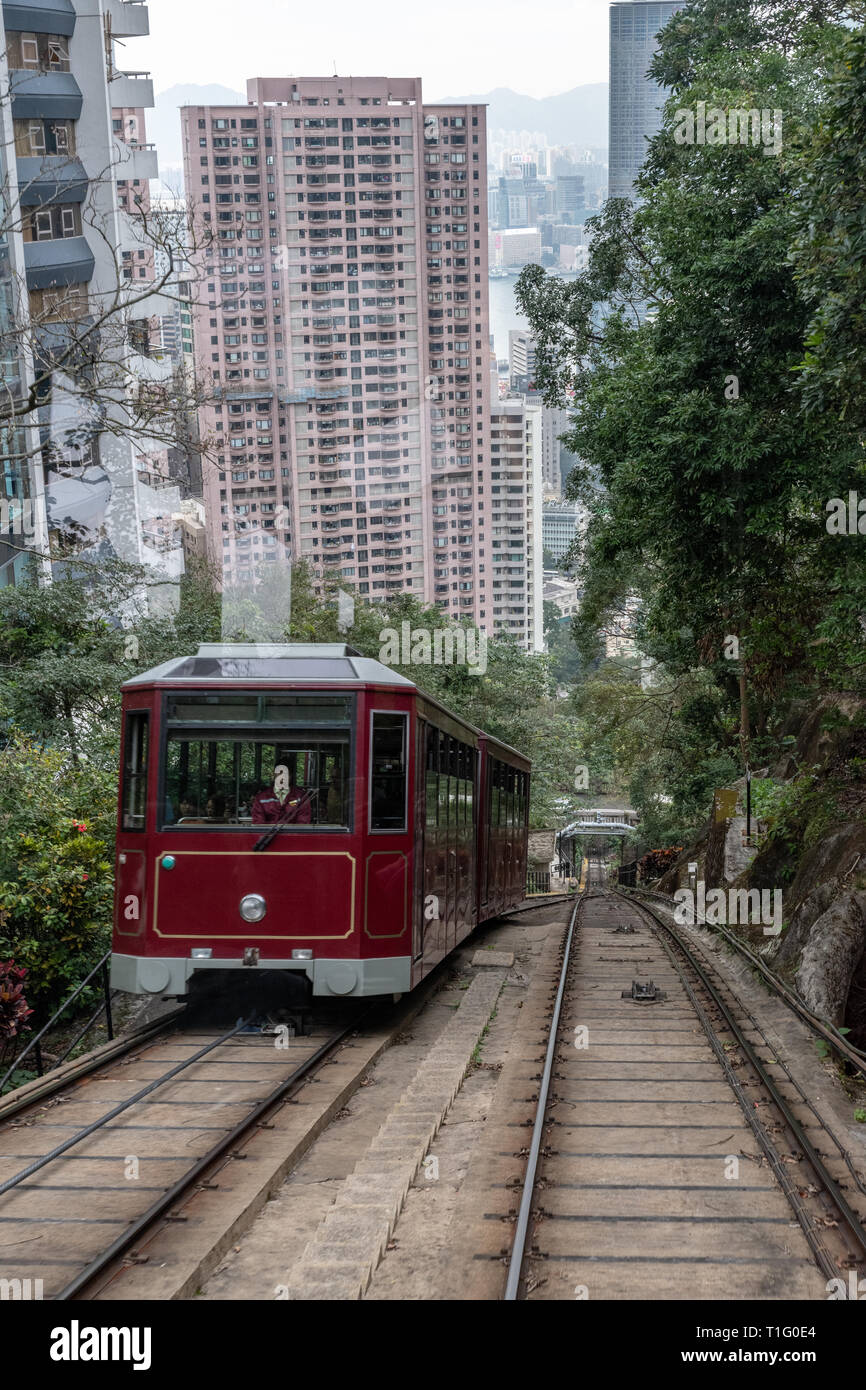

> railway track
[0,1006,370,1299]
[0,892,550,1302]
[505,881,866,1300]
[624,883,866,1078]
[0,1008,186,1124]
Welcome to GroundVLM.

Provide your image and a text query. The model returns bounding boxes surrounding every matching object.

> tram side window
[515,771,523,828]
[456,744,467,826]
[122,711,149,831]
[465,747,475,826]
[370,712,408,831]
[425,725,438,827]
[424,728,476,831]
[492,761,505,822]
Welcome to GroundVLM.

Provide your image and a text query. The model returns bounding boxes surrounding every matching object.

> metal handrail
[0,950,113,1095]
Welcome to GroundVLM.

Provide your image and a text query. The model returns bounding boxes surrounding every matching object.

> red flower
[82,873,89,882]
[0,960,33,1040]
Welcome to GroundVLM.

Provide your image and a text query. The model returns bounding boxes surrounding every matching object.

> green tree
[791,26,866,427]
[516,0,866,774]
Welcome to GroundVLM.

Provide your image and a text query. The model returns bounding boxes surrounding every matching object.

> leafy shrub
[0,960,33,1039]
[0,738,115,1015]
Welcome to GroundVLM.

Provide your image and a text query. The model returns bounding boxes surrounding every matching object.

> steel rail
[0,1019,252,1199]
[0,1008,187,1124]
[649,913,842,1282]
[629,895,866,1268]
[504,893,582,1300]
[58,1009,375,1299]
[499,892,578,919]
[621,885,866,1073]
[625,894,866,1205]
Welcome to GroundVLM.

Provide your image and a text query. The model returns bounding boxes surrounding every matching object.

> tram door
[436,729,455,957]
[415,720,445,964]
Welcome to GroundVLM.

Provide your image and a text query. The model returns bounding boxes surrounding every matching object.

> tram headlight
[239,893,267,923]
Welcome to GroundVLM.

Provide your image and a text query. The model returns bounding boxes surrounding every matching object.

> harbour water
[488,270,578,362]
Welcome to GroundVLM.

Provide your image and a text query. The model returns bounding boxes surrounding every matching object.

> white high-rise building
[0,0,182,590]
[490,397,543,652]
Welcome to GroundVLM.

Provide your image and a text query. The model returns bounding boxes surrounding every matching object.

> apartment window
[29,283,88,321]
[11,31,70,71]
[27,121,46,154]
[17,32,40,68]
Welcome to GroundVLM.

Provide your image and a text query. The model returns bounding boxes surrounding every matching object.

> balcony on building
[103,0,150,36]
[16,154,88,207]
[10,68,82,120]
[3,0,75,38]
[112,137,158,183]
[109,70,154,110]
[24,234,94,291]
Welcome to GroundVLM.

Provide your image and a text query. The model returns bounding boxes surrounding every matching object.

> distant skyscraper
[554,173,584,221]
[608,0,682,201]
[508,329,536,391]
[543,501,583,562]
[489,397,543,652]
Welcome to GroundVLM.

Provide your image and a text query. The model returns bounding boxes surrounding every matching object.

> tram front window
[163,735,351,830]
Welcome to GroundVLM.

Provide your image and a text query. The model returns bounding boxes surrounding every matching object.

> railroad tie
[283,969,507,1300]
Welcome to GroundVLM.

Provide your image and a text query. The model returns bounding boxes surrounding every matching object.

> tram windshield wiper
[253,789,317,851]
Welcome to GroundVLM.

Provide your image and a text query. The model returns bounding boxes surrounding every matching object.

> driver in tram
[251,753,312,824]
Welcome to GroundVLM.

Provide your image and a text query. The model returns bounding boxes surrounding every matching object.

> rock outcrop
[794,892,866,1025]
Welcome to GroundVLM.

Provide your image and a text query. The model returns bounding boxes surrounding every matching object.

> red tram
[110,644,530,1001]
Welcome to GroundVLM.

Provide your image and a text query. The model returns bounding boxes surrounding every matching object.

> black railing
[526,870,551,895]
[0,950,114,1096]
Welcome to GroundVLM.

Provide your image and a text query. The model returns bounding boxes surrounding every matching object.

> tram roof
[122,643,417,688]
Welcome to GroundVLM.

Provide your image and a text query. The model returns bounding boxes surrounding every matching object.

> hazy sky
[136,0,612,99]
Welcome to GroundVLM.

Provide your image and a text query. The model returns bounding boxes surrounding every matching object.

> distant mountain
[150,83,246,181]
[434,84,609,150]
[150,80,609,190]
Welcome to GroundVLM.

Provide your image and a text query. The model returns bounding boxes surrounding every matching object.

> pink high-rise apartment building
[181,76,492,627]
